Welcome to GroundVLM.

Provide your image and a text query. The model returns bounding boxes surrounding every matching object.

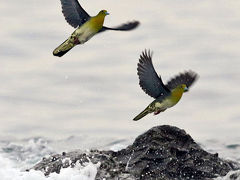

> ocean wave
[0,154,99,180]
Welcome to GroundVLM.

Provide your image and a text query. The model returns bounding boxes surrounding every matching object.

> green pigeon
[53,0,139,57]
[133,50,198,121]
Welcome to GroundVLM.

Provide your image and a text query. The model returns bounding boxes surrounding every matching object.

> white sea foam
[214,170,240,180]
[0,154,99,180]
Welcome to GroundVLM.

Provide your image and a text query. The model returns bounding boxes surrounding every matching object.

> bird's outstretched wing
[166,71,198,90]
[137,50,170,99]
[98,21,140,33]
[60,0,90,28]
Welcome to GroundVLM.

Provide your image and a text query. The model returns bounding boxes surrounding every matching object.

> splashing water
[0,154,99,180]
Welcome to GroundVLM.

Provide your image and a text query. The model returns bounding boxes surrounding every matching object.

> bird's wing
[166,71,198,90]
[60,0,90,28]
[137,50,170,99]
[98,21,139,33]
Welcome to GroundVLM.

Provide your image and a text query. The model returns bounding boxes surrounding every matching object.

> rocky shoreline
[30,125,240,179]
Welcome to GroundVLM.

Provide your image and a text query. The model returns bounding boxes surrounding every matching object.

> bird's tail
[53,38,75,57]
[133,107,150,121]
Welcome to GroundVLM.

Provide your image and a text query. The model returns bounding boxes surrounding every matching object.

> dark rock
[30,125,240,179]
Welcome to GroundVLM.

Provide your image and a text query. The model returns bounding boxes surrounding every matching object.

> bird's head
[182,84,189,92]
[98,10,110,16]
[176,84,188,93]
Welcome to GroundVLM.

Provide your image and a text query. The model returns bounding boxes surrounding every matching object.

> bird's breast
[153,94,180,109]
[70,15,105,45]
[152,98,173,110]
[164,91,183,108]
[72,25,98,44]
[161,98,177,108]
[89,16,105,31]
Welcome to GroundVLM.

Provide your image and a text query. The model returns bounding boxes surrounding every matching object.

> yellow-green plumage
[54,0,139,57]
[53,10,108,57]
[133,85,186,121]
[167,85,185,105]
[133,50,198,121]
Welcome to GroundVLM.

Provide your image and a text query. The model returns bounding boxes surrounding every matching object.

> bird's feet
[154,111,161,115]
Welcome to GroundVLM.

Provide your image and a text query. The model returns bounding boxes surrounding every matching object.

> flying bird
[53,0,140,57]
[133,50,198,121]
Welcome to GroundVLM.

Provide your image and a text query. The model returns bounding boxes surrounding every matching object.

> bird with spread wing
[133,50,198,121]
[53,0,139,57]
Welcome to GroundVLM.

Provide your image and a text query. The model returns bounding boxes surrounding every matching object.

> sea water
[0,136,239,179]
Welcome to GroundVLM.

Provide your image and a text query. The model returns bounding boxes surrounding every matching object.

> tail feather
[133,107,150,121]
[53,38,75,57]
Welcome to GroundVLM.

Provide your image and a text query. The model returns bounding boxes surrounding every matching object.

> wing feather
[166,71,198,90]
[137,50,170,99]
[98,21,139,33]
[60,0,90,28]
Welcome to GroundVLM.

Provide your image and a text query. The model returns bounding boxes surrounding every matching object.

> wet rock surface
[31,125,240,179]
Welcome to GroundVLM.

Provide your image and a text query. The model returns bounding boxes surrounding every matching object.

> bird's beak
[184,87,189,92]
[105,11,110,15]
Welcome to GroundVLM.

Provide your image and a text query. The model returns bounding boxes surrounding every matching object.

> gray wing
[60,0,90,28]
[137,50,170,99]
[166,71,198,90]
[98,21,139,33]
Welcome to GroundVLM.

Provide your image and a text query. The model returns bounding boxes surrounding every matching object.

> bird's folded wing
[166,71,198,90]
[137,50,170,99]
[60,0,90,28]
[98,21,139,33]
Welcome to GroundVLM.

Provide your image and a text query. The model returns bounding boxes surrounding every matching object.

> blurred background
[0,0,239,175]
